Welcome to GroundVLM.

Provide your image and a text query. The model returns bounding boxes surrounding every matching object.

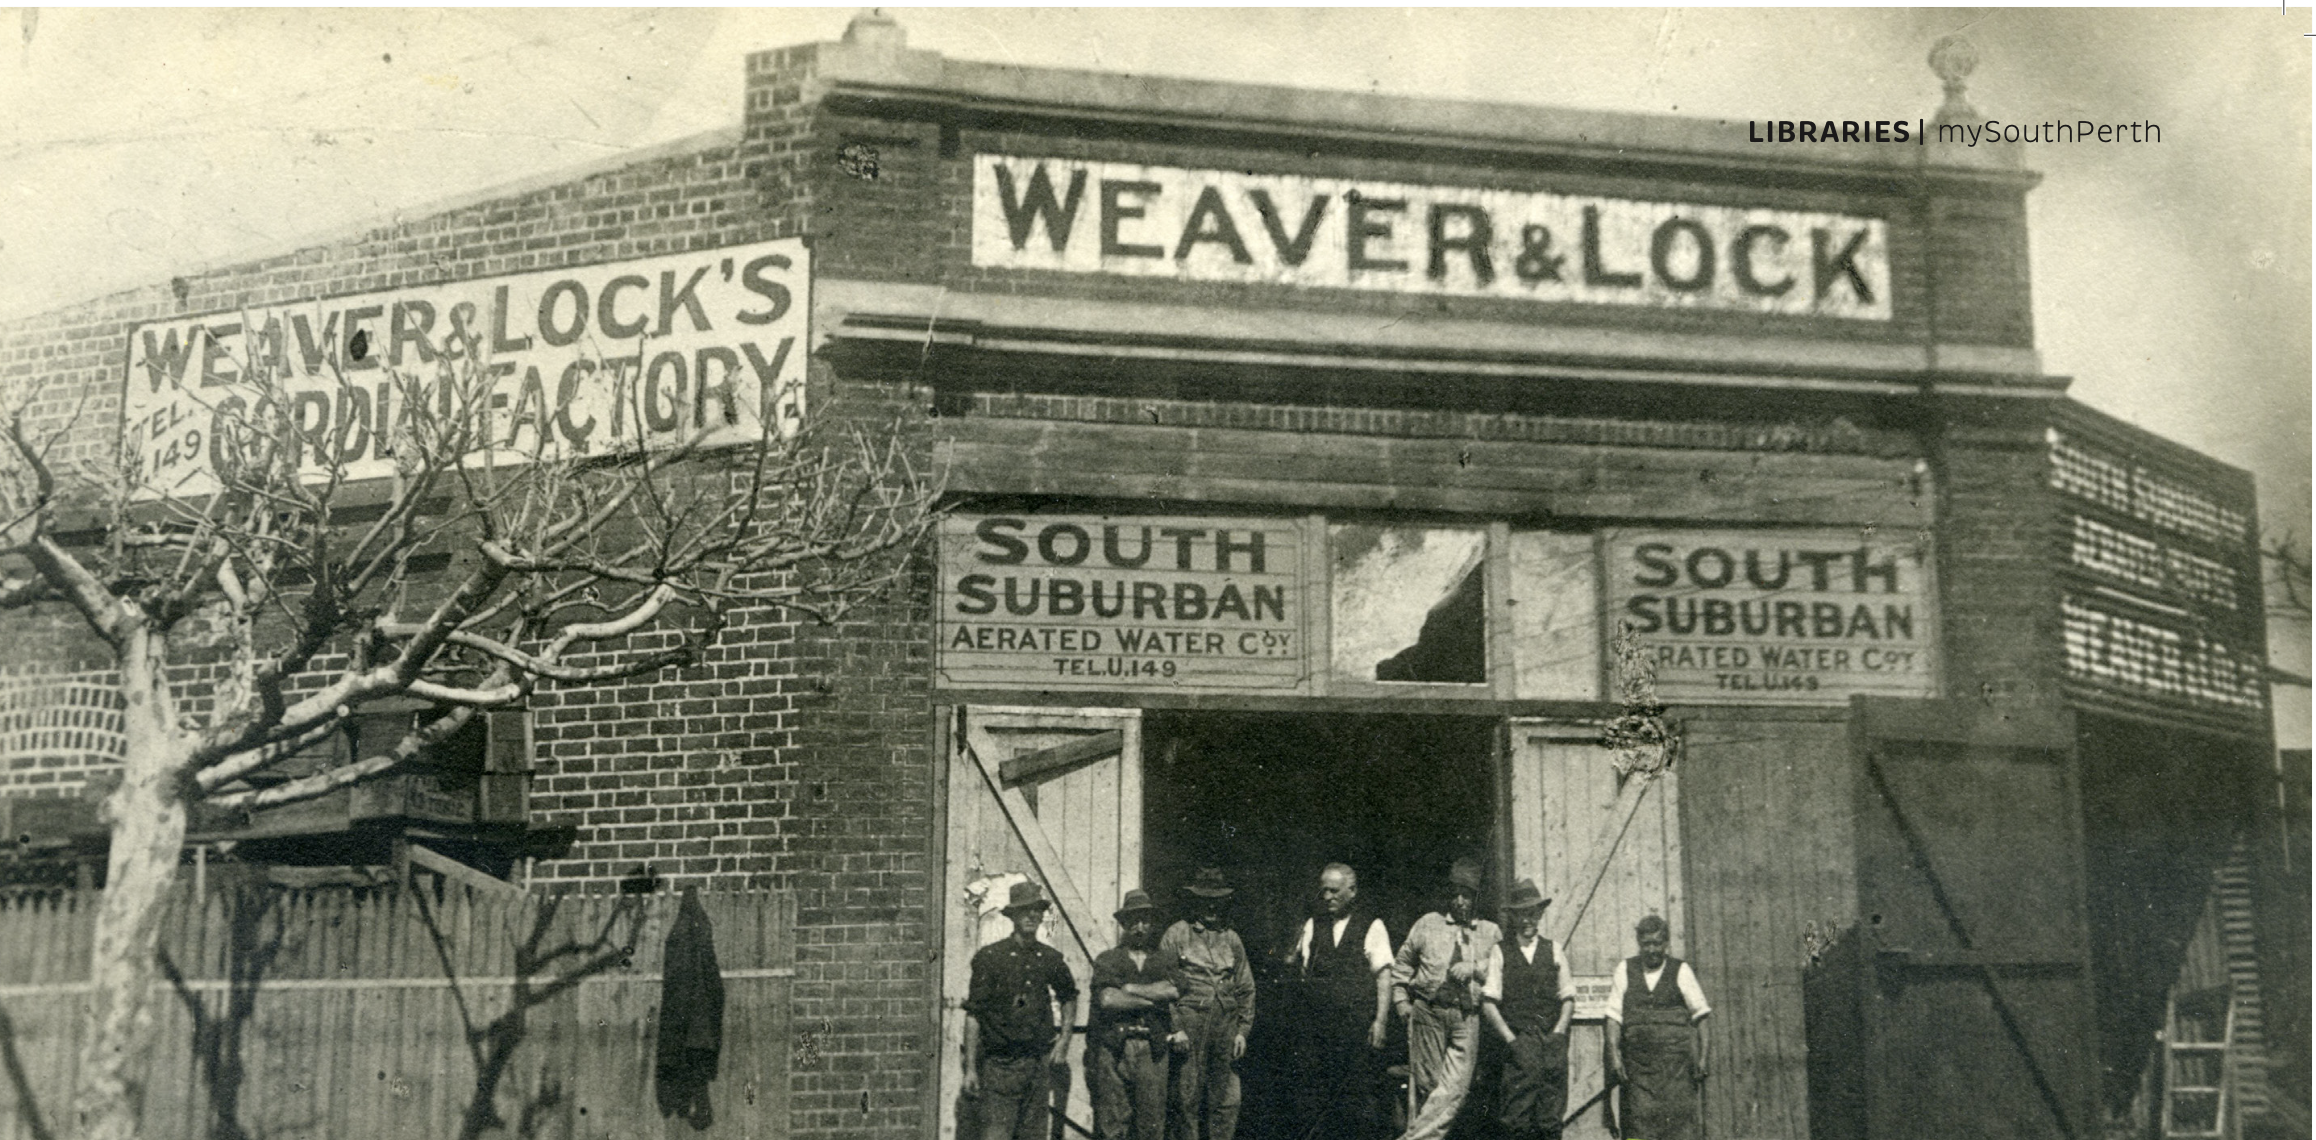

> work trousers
[977,1054,1053,1140]
[1298,1008,1386,1140]
[1497,1025,1569,1140]
[1397,1001,1479,1140]
[1171,1005,1243,1140]
[1092,1038,1168,1140]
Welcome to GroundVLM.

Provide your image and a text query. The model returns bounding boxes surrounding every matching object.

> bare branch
[405,678,526,706]
[192,712,348,793]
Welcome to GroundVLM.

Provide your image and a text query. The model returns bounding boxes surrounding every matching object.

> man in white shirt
[1389,858,1502,1140]
[1481,878,1575,1140]
[1604,914,1710,1140]
[1290,864,1394,1140]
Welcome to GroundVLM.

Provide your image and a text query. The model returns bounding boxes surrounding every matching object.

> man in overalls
[1605,914,1711,1140]
[1162,867,1255,1140]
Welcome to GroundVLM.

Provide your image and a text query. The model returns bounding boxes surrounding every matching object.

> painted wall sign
[972,155,1890,320]
[937,513,1306,692]
[1603,529,1937,705]
[121,239,809,497]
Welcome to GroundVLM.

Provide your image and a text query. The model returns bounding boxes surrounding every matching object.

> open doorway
[1141,711,1499,1140]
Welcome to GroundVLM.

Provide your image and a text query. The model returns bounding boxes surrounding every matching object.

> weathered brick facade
[0,18,2274,1140]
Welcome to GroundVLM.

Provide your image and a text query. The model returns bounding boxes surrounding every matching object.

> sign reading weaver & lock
[1604,529,1937,705]
[973,155,1890,319]
[938,513,1307,692]
[121,239,809,497]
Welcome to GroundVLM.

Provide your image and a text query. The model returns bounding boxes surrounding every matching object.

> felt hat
[1183,867,1235,899]
[1505,878,1550,912]
[1448,858,1485,893]
[1003,880,1052,913]
[1114,888,1161,920]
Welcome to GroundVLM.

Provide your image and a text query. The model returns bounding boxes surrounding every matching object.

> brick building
[0,15,2286,1140]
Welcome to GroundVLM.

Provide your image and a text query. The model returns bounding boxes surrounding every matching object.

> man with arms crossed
[1090,889,1179,1140]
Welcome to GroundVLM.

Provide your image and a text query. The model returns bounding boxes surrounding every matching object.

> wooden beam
[406,842,526,897]
[998,731,1123,787]
[966,723,1105,965]
[1548,774,1654,949]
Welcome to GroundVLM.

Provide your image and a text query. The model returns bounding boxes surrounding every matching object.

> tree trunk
[72,632,187,1140]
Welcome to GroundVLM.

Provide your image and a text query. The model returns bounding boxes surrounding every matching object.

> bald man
[1290,864,1394,1140]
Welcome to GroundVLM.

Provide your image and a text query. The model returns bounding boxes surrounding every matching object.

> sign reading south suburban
[938,513,1307,693]
[122,239,809,497]
[1604,529,1937,705]
[972,156,1889,319]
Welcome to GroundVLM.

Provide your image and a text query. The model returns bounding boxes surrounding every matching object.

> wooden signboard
[1601,527,1937,705]
[936,513,1307,693]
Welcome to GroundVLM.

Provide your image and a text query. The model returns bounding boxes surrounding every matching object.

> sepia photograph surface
[0,9,2305,1140]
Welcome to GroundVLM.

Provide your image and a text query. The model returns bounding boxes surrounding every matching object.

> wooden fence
[0,882,793,1139]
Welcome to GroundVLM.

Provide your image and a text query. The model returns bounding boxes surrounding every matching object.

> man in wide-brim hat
[1482,878,1576,1140]
[965,880,1082,1140]
[1090,889,1180,1140]
[1160,868,1255,1140]
[1389,858,1502,1140]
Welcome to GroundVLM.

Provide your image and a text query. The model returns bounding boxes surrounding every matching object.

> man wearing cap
[1605,914,1711,1140]
[1160,867,1256,1140]
[1389,858,1502,1140]
[1090,889,1179,1140]
[1482,879,1576,1140]
[1289,863,1394,1140]
[964,881,1082,1140]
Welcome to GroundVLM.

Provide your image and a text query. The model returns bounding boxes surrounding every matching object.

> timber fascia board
[815,278,2065,399]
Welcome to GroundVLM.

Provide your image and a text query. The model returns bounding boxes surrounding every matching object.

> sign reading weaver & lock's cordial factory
[938,514,1306,692]
[973,156,1890,319]
[121,239,809,498]
[1605,529,1937,705]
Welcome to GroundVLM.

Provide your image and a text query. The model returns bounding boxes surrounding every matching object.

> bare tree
[2267,528,2311,623]
[0,335,939,1140]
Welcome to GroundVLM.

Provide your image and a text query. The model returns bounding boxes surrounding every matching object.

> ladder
[2163,985,2236,1140]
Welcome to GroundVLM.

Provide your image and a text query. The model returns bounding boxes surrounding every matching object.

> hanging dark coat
[656,888,726,1128]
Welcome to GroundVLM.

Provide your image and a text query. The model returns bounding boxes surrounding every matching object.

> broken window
[1329,525,1487,684]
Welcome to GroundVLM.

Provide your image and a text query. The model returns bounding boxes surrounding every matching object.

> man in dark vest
[1481,878,1574,1140]
[1605,914,1711,1140]
[1289,863,1394,1140]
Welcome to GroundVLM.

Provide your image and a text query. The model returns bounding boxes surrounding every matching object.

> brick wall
[0,36,2079,1140]
[1933,408,2069,707]
[0,55,942,1140]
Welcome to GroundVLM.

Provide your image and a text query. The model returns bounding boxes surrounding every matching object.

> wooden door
[1506,719,1685,1140]
[1846,698,2094,1140]
[939,705,1143,1140]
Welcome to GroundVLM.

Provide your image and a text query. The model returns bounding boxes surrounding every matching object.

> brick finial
[843,9,906,52]
[1928,34,1982,126]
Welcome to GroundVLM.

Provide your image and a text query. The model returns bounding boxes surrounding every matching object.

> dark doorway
[1141,711,1498,1140]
